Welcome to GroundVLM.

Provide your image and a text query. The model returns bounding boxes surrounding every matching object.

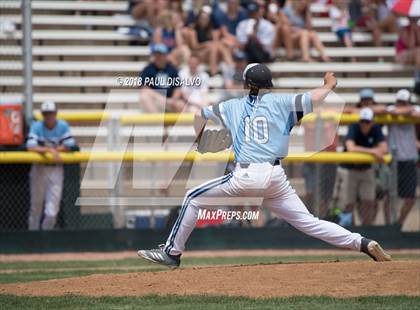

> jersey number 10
[244,116,268,144]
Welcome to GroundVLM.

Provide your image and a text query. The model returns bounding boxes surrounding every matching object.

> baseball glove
[197,128,232,153]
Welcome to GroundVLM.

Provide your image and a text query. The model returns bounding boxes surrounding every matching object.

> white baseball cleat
[361,238,392,262]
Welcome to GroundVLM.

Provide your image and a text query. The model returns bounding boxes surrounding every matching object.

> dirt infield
[1,260,419,298]
[0,249,418,262]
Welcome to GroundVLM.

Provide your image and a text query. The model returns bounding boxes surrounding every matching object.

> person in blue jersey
[26,101,76,230]
[138,64,391,267]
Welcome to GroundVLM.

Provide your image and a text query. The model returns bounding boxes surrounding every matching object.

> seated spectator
[179,55,210,113]
[330,0,355,62]
[139,44,184,112]
[236,2,275,63]
[26,101,76,230]
[283,0,330,62]
[341,108,388,226]
[416,70,420,95]
[152,10,191,67]
[168,0,183,15]
[223,49,248,89]
[212,0,248,49]
[395,17,420,68]
[265,0,295,60]
[186,6,234,76]
[129,0,168,28]
[121,0,169,40]
[386,89,420,228]
[361,0,397,49]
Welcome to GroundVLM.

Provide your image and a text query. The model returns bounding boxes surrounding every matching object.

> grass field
[0,253,419,309]
[1,295,419,310]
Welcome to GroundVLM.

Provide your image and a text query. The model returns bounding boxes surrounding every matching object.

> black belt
[239,159,281,168]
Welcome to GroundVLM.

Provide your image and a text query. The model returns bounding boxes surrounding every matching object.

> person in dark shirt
[341,107,388,226]
[139,43,184,112]
[212,0,248,48]
[186,5,234,76]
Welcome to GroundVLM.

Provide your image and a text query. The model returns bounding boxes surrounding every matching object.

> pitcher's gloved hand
[197,128,232,153]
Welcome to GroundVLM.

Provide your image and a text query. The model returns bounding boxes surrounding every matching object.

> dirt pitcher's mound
[1,261,419,298]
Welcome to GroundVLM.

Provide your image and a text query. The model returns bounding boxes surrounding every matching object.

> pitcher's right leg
[164,172,233,256]
[138,173,234,267]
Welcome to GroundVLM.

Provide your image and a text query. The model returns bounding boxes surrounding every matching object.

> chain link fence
[0,154,418,232]
[297,158,419,232]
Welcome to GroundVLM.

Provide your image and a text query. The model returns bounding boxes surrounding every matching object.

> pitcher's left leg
[263,193,391,261]
[264,193,362,250]
[264,193,391,261]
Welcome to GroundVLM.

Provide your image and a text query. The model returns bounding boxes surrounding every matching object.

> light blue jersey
[202,92,312,163]
[27,120,76,149]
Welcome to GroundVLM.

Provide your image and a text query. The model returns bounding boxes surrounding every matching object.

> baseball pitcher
[138,64,391,267]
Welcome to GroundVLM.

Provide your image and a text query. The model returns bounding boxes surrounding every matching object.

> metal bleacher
[0,0,416,121]
[0,0,413,112]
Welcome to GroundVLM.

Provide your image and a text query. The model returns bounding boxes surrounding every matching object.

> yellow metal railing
[33,111,420,125]
[0,151,392,164]
[300,112,420,125]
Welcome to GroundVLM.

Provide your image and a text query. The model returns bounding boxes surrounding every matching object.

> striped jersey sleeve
[289,92,313,125]
[59,121,76,148]
[26,122,42,148]
[201,102,228,127]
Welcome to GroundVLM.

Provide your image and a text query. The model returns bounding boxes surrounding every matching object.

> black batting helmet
[243,63,273,89]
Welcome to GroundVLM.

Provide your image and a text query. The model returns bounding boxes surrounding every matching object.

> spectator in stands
[348,0,363,27]
[139,44,184,112]
[129,0,168,28]
[236,2,276,63]
[212,0,248,49]
[360,0,397,49]
[122,0,170,40]
[416,70,420,96]
[329,0,355,62]
[395,17,420,68]
[386,89,420,228]
[349,0,396,48]
[179,54,210,112]
[283,0,330,62]
[186,5,234,76]
[26,101,76,231]
[265,0,295,60]
[152,10,191,67]
[341,107,388,226]
[168,0,183,15]
[223,49,248,89]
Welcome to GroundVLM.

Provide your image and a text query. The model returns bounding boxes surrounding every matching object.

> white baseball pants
[28,164,64,230]
[164,162,362,255]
